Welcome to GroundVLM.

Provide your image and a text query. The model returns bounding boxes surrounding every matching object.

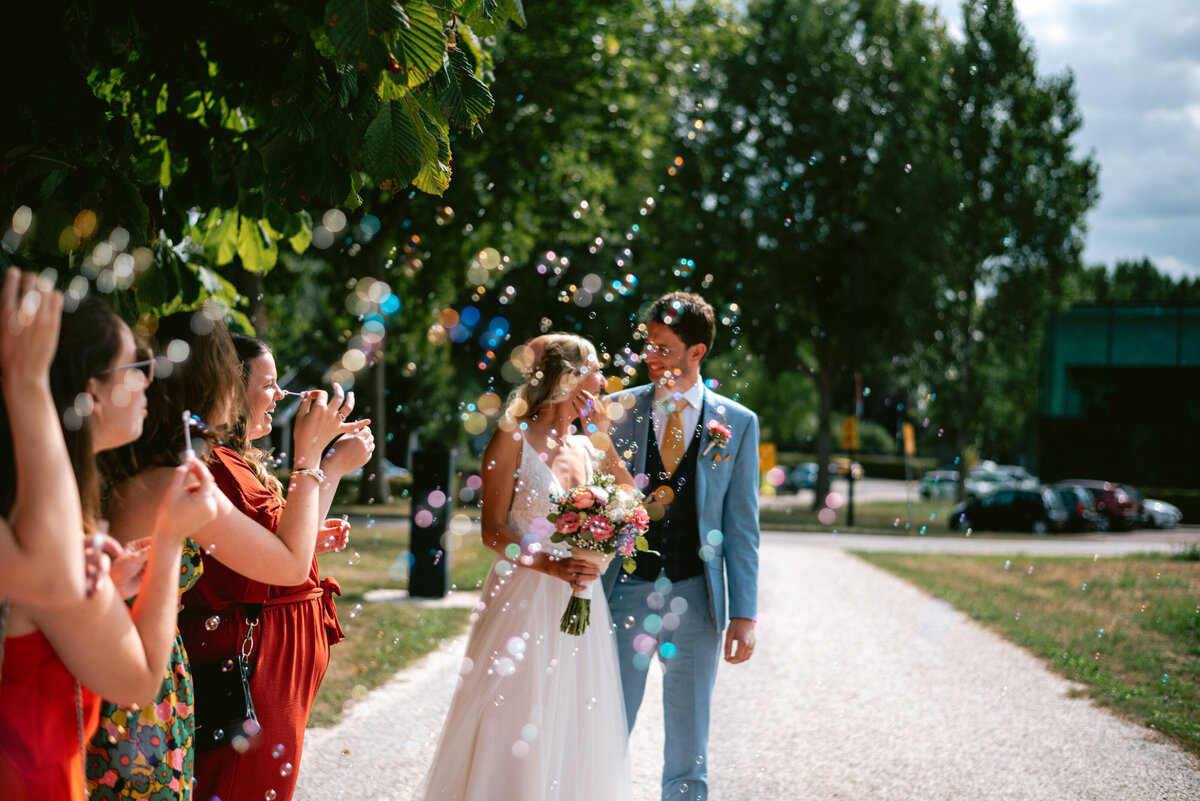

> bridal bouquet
[548,471,652,635]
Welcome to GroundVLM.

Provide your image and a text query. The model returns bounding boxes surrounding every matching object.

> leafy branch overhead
[1,0,519,291]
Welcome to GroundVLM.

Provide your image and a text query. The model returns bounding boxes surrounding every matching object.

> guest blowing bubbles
[102,316,366,801]
[175,332,372,801]
[0,290,220,801]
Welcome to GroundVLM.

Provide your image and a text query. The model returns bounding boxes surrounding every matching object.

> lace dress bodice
[506,436,599,538]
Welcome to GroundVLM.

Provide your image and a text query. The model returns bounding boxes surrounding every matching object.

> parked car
[1050,483,1102,532]
[346,458,411,481]
[963,461,1039,498]
[994,464,1040,489]
[949,487,1069,534]
[1141,499,1183,529]
[919,469,960,500]
[962,466,1016,498]
[789,462,820,491]
[782,460,863,492]
[1052,480,1141,531]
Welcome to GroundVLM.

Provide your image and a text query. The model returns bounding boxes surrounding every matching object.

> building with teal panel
[1039,303,1200,490]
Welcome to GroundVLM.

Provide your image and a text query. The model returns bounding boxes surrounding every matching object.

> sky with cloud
[922,0,1200,279]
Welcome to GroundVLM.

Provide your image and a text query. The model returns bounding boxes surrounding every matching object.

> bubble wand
[182,409,197,460]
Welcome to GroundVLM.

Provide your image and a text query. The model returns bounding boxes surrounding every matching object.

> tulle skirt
[414,558,632,801]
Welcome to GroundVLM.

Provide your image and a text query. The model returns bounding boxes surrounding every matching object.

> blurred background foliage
[5,0,1200,500]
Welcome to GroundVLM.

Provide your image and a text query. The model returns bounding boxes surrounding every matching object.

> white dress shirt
[652,379,704,454]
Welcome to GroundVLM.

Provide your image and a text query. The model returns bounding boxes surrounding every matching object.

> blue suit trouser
[609,572,721,801]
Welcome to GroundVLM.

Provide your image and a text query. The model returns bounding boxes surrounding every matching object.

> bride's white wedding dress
[414,436,633,801]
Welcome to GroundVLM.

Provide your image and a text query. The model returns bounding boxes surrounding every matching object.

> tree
[362,0,747,451]
[1,0,520,318]
[933,0,1099,475]
[1068,258,1200,304]
[649,0,954,506]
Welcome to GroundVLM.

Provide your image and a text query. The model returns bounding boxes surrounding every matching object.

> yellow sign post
[840,417,858,451]
[758,443,777,476]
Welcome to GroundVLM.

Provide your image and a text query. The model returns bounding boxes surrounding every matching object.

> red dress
[0,628,101,801]
[178,446,343,801]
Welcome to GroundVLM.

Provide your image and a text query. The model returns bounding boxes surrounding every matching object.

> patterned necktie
[660,400,688,476]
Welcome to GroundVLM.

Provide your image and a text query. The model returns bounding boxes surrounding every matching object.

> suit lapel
[696,387,718,521]
[630,386,654,476]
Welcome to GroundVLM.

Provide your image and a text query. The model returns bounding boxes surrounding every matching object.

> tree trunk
[352,198,408,505]
[955,278,977,501]
[812,344,834,512]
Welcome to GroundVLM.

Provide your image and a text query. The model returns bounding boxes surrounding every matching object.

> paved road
[295,532,1200,801]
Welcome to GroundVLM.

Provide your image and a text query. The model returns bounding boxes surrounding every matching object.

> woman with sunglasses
[96,312,357,801]
[0,291,221,801]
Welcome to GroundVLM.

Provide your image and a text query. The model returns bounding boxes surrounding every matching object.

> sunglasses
[103,357,156,384]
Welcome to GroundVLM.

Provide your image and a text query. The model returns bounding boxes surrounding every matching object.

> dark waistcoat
[633,407,705,582]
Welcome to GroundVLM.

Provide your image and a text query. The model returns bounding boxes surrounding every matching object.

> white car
[1142,499,1183,529]
[346,458,410,481]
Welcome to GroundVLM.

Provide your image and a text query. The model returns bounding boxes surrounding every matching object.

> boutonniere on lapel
[702,419,733,461]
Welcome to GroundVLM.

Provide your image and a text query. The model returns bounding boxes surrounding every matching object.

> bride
[415,333,634,801]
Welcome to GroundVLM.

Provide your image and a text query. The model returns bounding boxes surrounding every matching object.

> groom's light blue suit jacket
[602,383,760,629]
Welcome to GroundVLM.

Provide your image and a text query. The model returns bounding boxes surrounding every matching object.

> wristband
[289,467,326,485]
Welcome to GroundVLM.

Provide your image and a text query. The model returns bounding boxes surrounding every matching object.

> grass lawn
[310,510,494,727]
[761,495,954,533]
[859,550,1200,756]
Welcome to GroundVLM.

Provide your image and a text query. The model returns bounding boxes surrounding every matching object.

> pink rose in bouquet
[586,516,614,541]
[555,510,581,534]
[630,507,650,529]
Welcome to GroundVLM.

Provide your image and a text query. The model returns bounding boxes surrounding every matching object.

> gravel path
[294,533,1200,801]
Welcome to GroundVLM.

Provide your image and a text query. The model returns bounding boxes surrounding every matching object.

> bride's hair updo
[503,333,598,421]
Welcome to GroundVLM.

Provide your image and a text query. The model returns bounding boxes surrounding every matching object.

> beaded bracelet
[289,467,326,485]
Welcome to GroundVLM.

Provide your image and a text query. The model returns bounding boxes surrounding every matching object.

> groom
[603,291,759,800]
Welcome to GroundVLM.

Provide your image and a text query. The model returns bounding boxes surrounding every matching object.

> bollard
[408,449,454,598]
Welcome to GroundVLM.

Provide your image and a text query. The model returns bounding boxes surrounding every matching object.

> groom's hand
[724,618,757,664]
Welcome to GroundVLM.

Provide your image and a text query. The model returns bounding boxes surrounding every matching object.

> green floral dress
[85,540,203,801]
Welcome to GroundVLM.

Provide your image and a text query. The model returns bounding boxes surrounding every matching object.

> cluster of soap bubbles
[4,207,157,307]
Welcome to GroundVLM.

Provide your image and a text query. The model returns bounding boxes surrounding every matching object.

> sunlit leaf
[237,217,278,273]
[396,0,446,89]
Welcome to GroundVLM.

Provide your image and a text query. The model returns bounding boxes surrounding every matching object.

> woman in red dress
[110,321,370,801]
[0,285,220,801]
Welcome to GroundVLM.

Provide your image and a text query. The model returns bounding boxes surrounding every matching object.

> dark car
[789,462,820,491]
[1050,483,1102,532]
[949,487,1069,534]
[1052,480,1141,531]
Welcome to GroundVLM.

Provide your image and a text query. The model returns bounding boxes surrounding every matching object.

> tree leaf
[325,0,370,63]
[436,47,494,128]
[363,99,424,188]
[368,0,407,31]
[204,209,240,266]
[237,217,278,273]
[499,0,525,27]
[395,0,446,89]
[288,222,313,254]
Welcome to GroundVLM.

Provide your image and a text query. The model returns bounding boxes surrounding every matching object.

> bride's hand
[546,555,601,592]
[573,390,611,433]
